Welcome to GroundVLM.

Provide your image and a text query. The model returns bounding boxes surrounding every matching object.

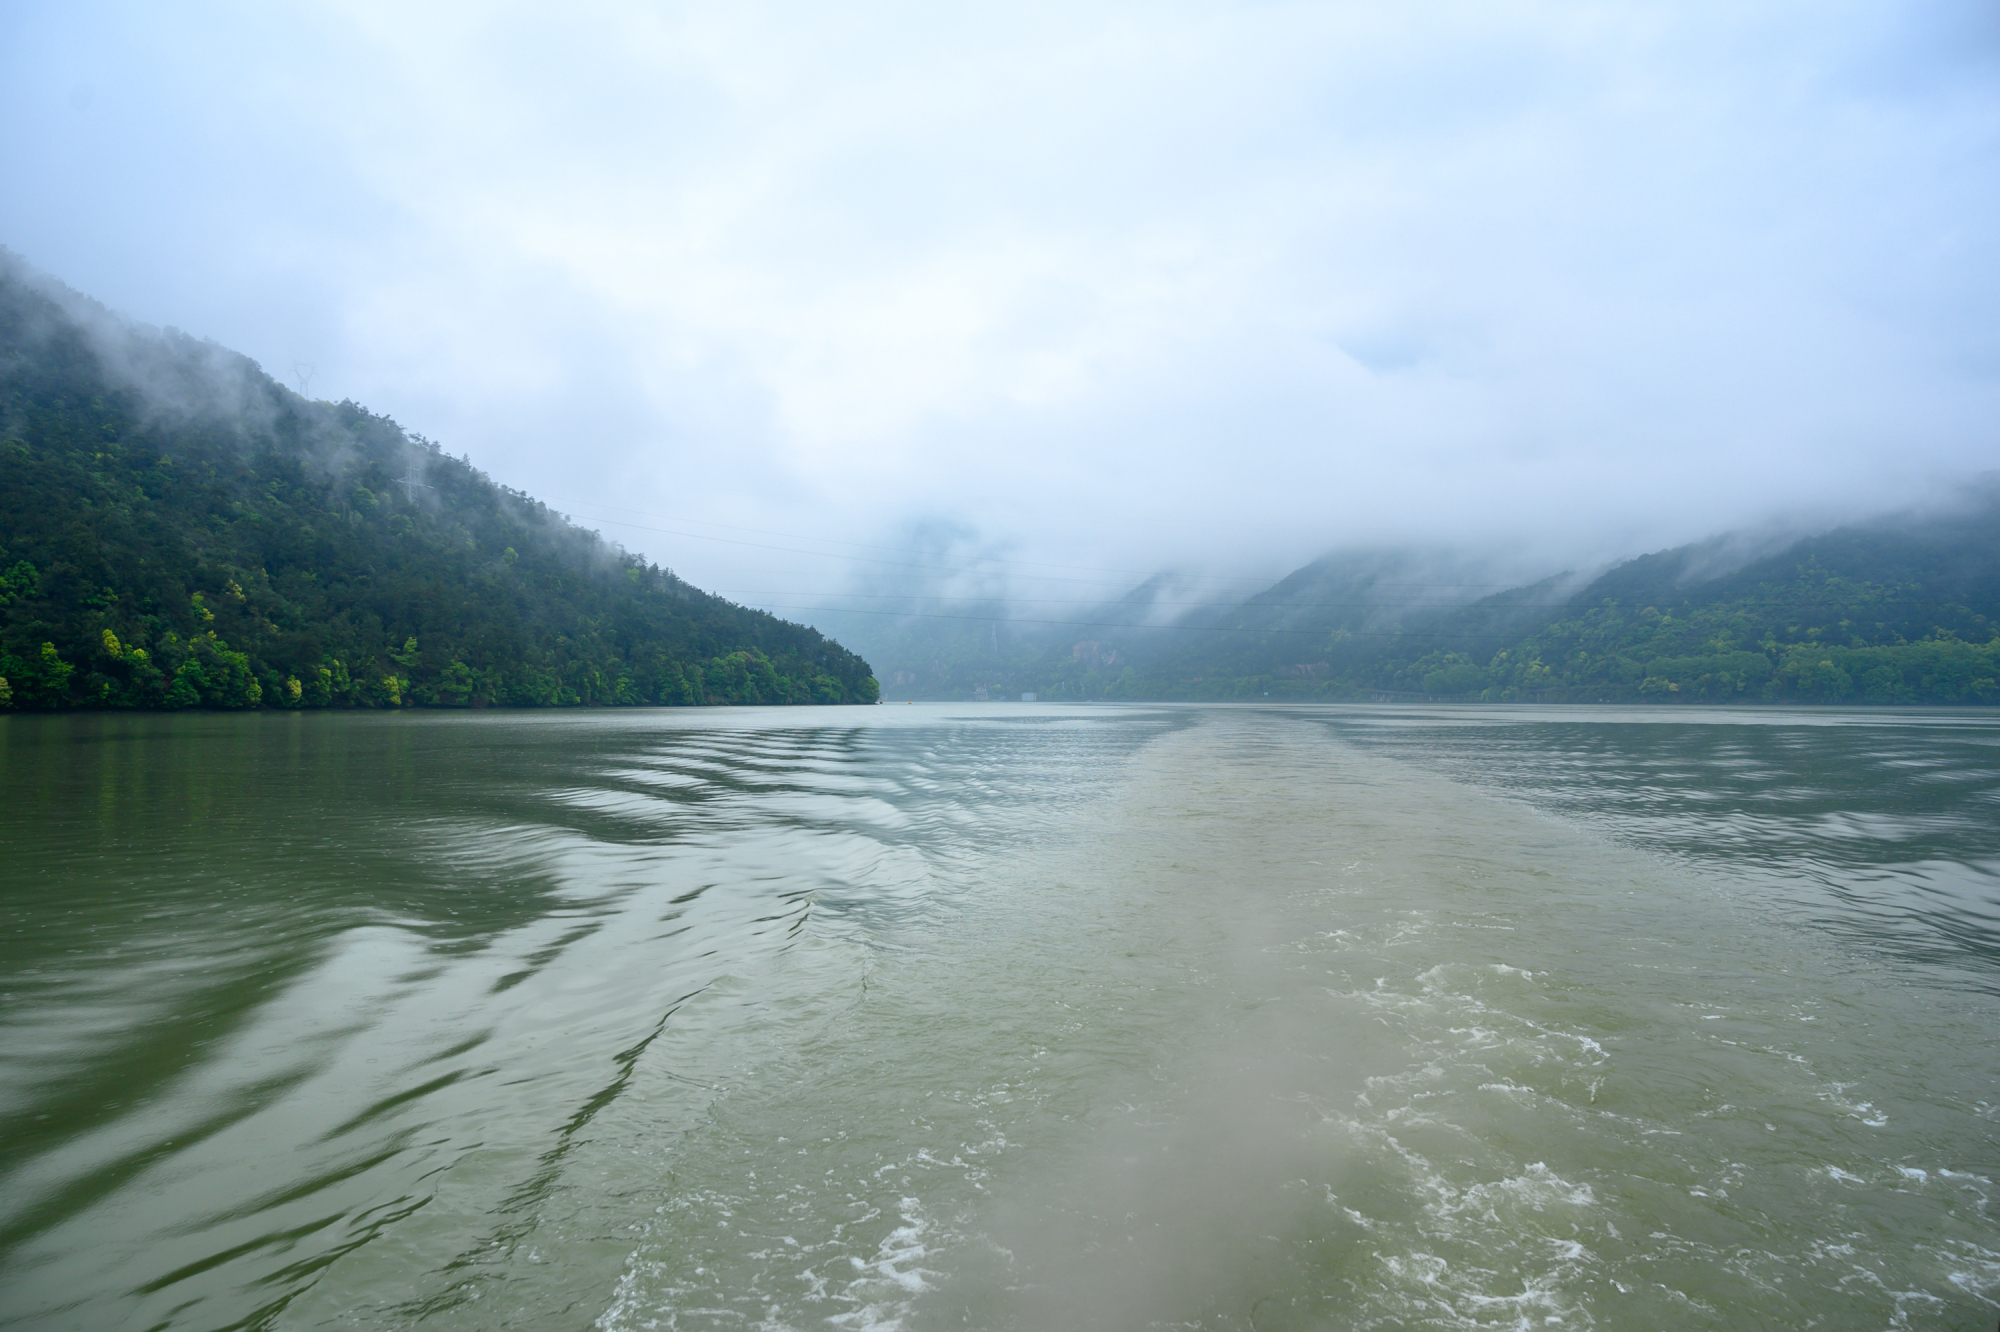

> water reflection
[1326,706,2000,982]
[0,707,1183,1330]
[3,703,1994,1330]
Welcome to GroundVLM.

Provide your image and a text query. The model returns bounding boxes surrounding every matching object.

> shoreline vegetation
[986,637,2000,707]
[838,491,2000,708]
[0,254,879,713]
[876,626,2000,710]
[4,253,1994,714]
[977,611,2000,708]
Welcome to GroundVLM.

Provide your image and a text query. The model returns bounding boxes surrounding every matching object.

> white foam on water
[530,710,2000,1331]
[826,1199,937,1331]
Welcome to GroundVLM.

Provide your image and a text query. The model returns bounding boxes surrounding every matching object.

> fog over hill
[825,482,2000,705]
[5,246,1991,713]
[4,2,1996,708]
[0,254,879,710]
[3,1,1996,604]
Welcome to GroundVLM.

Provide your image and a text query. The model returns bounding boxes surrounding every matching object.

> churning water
[1,704,1995,1329]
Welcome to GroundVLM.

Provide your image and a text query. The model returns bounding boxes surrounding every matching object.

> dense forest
[834,487,2000,707]
[0,255,879,711]
[8,251,1988,714]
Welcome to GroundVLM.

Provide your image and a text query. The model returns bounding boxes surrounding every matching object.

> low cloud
[2,0,1994,607]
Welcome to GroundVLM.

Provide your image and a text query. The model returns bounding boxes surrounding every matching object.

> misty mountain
[1460,488,2000,705]
[0,255,879,711]
[828,489,2000,706]
[819,547,1570,701]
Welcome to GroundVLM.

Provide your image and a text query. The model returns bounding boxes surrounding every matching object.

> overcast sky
[3,0,1996,607]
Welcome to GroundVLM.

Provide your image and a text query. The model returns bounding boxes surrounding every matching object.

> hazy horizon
[5,1,1996,621]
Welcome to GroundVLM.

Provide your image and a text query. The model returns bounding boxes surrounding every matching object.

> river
[1,703,1995,1329]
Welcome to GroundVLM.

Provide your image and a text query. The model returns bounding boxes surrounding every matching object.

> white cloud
[2,0,1994,597]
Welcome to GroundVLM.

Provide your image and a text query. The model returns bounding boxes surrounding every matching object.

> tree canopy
[836,492,2000,707]
[0,255,879,712]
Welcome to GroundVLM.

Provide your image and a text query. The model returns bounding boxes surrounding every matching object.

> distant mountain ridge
[827,487,2000,706]
[0,254,880,711]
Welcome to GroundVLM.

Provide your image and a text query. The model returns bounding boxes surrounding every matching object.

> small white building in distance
[1021,692,1036,702]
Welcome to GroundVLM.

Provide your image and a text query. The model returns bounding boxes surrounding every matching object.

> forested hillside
[836,489,2000,706]
[1412,499,2000,705]
[0,255,879,711]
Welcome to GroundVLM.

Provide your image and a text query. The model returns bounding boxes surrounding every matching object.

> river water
[1,704,1995,1330]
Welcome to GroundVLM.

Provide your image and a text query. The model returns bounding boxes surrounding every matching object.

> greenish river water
[1,704,1995,1329]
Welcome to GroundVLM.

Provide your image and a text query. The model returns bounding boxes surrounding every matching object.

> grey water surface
[1,704,1995,1330]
